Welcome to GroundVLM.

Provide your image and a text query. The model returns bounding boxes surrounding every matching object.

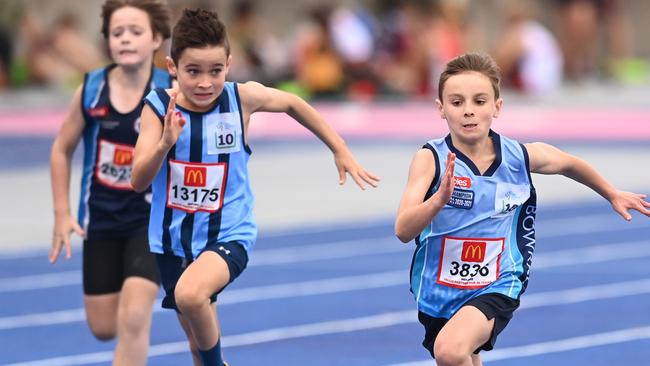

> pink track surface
[2,103,649,140]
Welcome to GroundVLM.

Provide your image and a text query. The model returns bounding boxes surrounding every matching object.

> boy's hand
[160,93,186,150]
[49,213,84,263]
[334,149,380,190]
[610,191,650,221]
[433,152,456,206]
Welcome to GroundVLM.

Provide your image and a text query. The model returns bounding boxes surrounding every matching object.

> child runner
[131,8,379,366]
[49,1,171,364]
[394,52,650,366]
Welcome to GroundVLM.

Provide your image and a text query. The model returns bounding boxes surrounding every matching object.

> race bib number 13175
[167,160,227,213]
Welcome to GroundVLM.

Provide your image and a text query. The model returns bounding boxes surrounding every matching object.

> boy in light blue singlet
[395,53,650,366]
[131,8,379,366]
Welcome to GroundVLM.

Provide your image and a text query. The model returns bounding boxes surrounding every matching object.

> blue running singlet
[410,131,537,319]
[143,82,257,260]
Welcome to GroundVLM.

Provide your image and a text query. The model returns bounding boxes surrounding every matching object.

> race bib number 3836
[437,236,504,289]
[96,139,134,190]
[167,160,227,213]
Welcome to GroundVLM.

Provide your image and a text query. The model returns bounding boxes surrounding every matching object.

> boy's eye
[211,69,222,75]
[451,101,461,106]
[476,100,486,105]
[187,69,198,75]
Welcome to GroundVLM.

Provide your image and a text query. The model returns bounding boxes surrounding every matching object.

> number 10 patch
[206,112,242,155]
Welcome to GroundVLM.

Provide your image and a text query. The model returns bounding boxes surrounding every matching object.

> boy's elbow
[130,175,147,193]
[394,225,414,244]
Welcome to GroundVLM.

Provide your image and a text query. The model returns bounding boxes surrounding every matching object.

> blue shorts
[155,241,248,311]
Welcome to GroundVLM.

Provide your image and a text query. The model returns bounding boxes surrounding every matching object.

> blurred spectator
[290,6,344,98]
[553,0,632,81]
[17,9,105,89]
[423,0,469,95]
[228,0,288,85]
[329,4,379,100]
[372,0,430,96]
[494,0,563,93]
[0,26,11,89]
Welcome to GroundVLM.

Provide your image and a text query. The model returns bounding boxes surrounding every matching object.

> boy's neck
[111,62,151,89]
[453,135,493,157]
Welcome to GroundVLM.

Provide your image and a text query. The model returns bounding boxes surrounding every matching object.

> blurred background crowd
[0,0,648,101]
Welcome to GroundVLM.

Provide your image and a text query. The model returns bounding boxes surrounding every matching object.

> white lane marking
[4,277,650,365]
[385,326,650,365]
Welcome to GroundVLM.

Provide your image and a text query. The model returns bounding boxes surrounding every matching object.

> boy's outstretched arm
[525,142,650,220]
[49,85,86,263]
[395,152,455,243]
[131,93,186,192]
[237,81,379,190]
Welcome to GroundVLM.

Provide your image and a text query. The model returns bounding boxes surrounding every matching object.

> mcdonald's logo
[184,166,207,187]
[113,147,133,166]
[461,241,486,262]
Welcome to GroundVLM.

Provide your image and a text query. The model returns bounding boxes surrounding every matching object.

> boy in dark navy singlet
[131,8,380,366]
[395,53,650,366]
[49,1,171,364]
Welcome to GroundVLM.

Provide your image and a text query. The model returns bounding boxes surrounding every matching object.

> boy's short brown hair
[101,0,171,40]
[438,53,502,100]
[170,8,230,64]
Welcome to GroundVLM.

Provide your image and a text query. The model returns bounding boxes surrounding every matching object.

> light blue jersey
[143,83,256,260]
[410,131,537,319]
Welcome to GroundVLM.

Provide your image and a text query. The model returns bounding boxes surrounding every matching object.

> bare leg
[84,293,119,341]
[175,251,229,353]
[433,306,494,366]
[112,277,159,366]
[177,305,217,366]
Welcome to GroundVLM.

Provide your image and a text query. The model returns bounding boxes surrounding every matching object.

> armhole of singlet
[422,143,440,202]
[519,143,534,186]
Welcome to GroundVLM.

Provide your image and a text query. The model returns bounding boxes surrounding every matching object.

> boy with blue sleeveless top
[131,8,379,365]
[395,53,650,366]
[49,1,172,364]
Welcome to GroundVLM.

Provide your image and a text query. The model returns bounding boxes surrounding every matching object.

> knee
[434,338,469,366]
[119,306,151,337]
[88,323,116,342]
[175,285,208,314]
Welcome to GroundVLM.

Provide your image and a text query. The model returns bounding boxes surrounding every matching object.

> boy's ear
[493,98,503,118]
[166,56,177,78]
[435,99,446,119]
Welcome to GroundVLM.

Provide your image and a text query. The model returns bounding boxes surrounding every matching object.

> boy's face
[108,6,161,68]
[168,46,230,111]
[436,71,502,145]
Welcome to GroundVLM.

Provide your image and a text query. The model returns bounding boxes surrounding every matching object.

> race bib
[493,183,530,217]
[437,236,504,289]
[96,139,134,190]
[205,112,242,155]
[167,160,227,213]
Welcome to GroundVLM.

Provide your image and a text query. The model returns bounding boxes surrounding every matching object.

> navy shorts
[83,231,160,295]
[155,241,248,311]
[418,292,520,358]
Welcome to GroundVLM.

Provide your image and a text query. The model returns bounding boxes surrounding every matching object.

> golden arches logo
[461,241,486,262]
[184,167,207,187]
[113,148,133,165]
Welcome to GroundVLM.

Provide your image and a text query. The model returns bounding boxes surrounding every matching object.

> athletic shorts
[155,241,248,311]
[82,231,161,295]
[418,292,520,358]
